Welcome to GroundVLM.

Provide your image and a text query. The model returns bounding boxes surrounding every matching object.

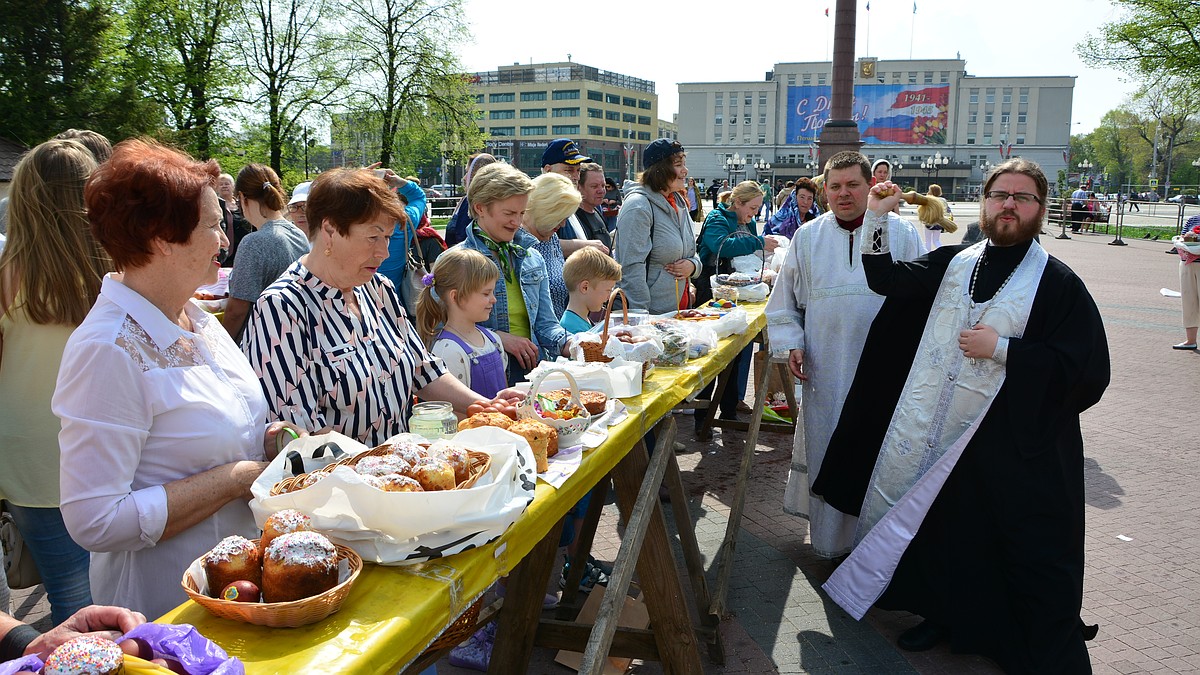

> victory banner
[786,83,949,145]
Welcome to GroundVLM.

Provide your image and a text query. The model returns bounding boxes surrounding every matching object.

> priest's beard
[980,206,1043,246]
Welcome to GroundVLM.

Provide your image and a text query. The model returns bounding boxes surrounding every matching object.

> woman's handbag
[1,506,41,589]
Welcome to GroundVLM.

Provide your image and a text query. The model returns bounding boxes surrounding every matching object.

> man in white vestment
[817,159,1108,671]
[764,151,924,558]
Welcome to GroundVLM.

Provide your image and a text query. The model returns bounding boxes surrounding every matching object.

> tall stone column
[818,0,863,170]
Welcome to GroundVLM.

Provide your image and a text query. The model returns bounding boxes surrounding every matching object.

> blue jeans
[5,504,92,624]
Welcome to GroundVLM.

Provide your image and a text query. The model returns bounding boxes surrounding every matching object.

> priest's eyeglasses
[984,191,1040,205]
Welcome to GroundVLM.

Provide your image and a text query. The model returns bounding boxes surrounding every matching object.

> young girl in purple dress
[416,247,509,399]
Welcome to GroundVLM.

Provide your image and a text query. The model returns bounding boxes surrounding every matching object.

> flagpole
[826,9,831,62]
[865,2,871,58]
[909,2,916,59]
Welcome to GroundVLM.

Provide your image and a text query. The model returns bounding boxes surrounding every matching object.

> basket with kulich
[250,431,538,564]
[573,287,662,373]
[518,368,593,448]
[269,437,491,496]
[182,533,362,628]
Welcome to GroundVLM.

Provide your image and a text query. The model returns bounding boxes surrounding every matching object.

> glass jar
[408,401,457,441]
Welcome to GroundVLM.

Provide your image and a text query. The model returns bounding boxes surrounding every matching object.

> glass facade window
[552,90,579,100]
[605,93,620,104]
[638,115,651,125]
[605,110,620,121]
[622,96,636,107]
[605,127,619,137]
[639,99,652,109]
[1018,113,1027,124]
[553,125,579,135]
[587,90,603,101]
[622,112,636,123]
[715,114,723,125]
[588,125,603,135]
[759,92,767,105]
[521,91,547,101]
[520,126,546,136]
[970,89,979,104]
[492,127,514,136]
[552,107,579,117]
[490,110,515,119]
[489,93,514,103]
[587,108,602,118]
[637,131,651,141]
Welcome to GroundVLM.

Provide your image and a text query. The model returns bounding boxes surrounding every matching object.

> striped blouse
[242,260,447,447]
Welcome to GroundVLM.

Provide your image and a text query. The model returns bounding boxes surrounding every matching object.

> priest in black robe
[814,159,1109,674]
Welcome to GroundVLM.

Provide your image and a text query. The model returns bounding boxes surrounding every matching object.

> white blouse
[53,275,267,619]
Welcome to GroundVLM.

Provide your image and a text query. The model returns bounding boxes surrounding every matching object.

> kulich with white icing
[262,531,339,603]
[43,635,124,675]
[204,534,261,596]
[259,508,313,559]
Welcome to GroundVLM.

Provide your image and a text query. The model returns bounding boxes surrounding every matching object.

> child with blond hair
[416,247,508,399]
[560,246,622,333]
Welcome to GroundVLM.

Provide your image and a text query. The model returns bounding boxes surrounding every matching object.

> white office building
[677,58,1075,197]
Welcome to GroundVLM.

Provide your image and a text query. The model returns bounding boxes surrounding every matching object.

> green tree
[237,0,347,174]
[123,0,243,158]
[1079,1,1200,83]
[340,0,481,168]
[0,0,159,145]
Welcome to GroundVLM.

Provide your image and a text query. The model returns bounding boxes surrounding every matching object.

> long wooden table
[159,303,768,673]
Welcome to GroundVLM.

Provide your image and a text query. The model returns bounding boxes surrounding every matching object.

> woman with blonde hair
[523,172,582,318]
[222,164,309,340]
[454,163,571,384]
[0,139,108,623]
[416,247,508,398]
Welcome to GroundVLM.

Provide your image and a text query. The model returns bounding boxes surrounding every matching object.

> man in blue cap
[542,138,607,256]
[541,138,590,187]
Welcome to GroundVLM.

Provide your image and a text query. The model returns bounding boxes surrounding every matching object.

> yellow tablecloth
[159,303,768,674]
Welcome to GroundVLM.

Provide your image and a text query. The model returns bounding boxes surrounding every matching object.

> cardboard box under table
[158,304,768,673]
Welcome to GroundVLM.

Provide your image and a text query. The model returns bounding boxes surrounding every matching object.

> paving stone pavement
[9,209,1198,674]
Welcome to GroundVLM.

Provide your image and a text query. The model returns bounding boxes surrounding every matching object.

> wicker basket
[269,443,492,496]
[423,596,485,654]
[182,541,362,628]
[712,230,768,288]
[580,287,629,364]
[518,368,592,447]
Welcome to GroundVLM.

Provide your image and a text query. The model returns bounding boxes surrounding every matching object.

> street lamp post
[725,153,746,186]
[919,152,948,191]
[753,158,772,187]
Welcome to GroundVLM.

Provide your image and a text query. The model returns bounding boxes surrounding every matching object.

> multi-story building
[677,58,1076,197]
[468,61,661,179]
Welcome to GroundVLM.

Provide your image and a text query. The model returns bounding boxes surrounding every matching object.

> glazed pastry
[203,535,261,597]
[457,412,514,431]
[43,635,124,675]
[262,531,339,603]
[259,509,313,559]
[410,457,456,491]
[354,454,411,477]
[430,443,472,484]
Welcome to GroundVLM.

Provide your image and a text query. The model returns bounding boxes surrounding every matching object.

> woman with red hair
[51,139,300,619]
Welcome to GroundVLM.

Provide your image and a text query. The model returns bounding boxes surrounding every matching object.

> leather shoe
[1173,342,1197,350]
[897,619,945,652]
